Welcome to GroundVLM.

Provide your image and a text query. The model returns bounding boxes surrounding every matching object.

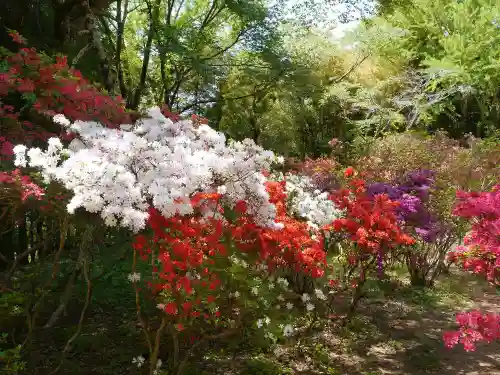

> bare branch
[71,44,92,67]
[331,53,370,84]
[201,28,247,62]
[178,71,284,113]
[174,0,186,20]
[50,227,93,375]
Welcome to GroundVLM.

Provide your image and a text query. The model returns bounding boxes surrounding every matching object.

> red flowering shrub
[133,182,329,322]
[0,30,133,159]
[327,171,415,258]
[322,169,415,319]
[130,179,335,371]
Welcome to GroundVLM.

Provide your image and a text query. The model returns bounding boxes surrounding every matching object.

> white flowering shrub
[13,108,279,232]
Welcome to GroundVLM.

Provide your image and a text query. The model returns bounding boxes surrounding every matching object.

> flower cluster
[272,172,343,229]
[134,202,230,325]
[254,179,328,276]
[448,185,500,285]
[325,169,415,274]
[366,170,443,242]
[1,33,130,129]
[13,108,278,231]
[0,169,44,201]
[443,311,500,351]
[443,186,500,351]
[132,179,330,339]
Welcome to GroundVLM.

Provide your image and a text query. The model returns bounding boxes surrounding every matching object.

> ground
[29,268,499,375]
[270,272,500,375]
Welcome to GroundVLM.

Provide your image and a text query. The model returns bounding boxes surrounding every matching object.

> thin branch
[115,0,130,98]
[43,268,81,329]
[166,0,175,25]
[174,0,186,20]
[132,248,153,353]
[71,44,92,67]
[178,73,283,113]
[22,216,69,349]
[50,227,93,374]
[331,53,370,85]
[126,3,144,15]
[99,17,118,60]
[83,0,116,93]
[149,317,168,375]
[0,206,9,221]
[128,0,161,109]
[200,0,219,30]
[176,328,238,375]
[201,28,247,62]
[207,62,273,69]
[99,11,119,24]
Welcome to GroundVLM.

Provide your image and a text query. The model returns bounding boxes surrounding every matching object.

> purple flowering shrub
[366,170,458,286]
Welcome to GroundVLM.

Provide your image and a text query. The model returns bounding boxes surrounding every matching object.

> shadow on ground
[282,272,500,375]
[28,270,499,375]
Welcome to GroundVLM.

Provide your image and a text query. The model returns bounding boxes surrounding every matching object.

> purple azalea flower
[399,194,421,213]
[366,182,402,200]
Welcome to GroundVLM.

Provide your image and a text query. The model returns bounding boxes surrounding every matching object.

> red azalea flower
[344,167,355,178]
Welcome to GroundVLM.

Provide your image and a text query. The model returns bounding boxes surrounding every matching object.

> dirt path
[435,279,500,375]
[264,272,499,375]
[315,275,500,375]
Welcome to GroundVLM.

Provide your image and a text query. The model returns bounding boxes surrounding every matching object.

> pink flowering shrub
[448,185,500,286]
[444,185,500,351]
[0,169,44,201]
[443,311,500,351]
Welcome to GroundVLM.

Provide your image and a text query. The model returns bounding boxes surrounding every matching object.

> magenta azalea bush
[443,185,500,351]
[449,185,500,286]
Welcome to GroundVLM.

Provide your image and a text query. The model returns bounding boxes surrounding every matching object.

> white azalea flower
[127,272,141,283]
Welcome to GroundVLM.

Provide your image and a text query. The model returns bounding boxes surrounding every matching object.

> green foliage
[349,0,500,137]
[0,333,25,375]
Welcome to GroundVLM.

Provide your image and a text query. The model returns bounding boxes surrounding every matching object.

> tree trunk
[127,0,161,110]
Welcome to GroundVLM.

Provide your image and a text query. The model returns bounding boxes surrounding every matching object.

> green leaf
[21,92,37,105]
